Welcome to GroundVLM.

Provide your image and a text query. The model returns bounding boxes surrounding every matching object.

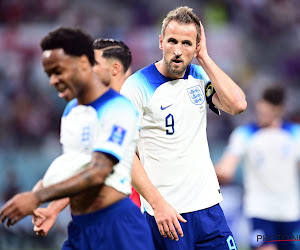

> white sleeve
[120,75,144,129]
[93,98,138,162]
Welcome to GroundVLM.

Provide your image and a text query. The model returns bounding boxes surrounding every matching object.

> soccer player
[31,38,141,236]
[215,86,300,250]
[0,27,154,250]
[120,6,247,250]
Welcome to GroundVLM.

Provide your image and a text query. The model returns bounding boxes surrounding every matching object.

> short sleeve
[93,97,138,162]
[121,74,144,129]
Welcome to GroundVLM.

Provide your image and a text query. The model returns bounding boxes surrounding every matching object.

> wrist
[149,193,165,211]
[197,53,211,67]
[33,191,43,207]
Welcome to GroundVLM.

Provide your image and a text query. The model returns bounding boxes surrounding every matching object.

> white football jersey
[43,89,138,195]
[226,122,300,221]
[121,63,223,215]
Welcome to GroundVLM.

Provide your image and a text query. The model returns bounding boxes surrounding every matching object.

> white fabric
[121,64,223,215]
[226,125,300,221]
[43,90,138,195]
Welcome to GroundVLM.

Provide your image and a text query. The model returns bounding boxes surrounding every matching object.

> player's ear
[111,62,121,76]
[79,55,90,71]
[159,35,163,50]
[194,43,200,58]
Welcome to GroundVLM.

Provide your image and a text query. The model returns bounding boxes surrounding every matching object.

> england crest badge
[187,85,205,105]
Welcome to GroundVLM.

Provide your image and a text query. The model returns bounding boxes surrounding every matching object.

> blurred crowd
[0,0,299,249]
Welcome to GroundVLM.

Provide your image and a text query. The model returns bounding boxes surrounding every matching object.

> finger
[167,223,178,241]
[32,210,46,220]
[177,213,187,223]
[157,223,167,238]
[35,229,46,237]
[1,209,15,225]
[162,222,174,240]
[34,225,41,232]
[7,216,20,227]
[33,217,45,227]
[34,225,47,236]
[0,205,16,224]
[200,21,204,33]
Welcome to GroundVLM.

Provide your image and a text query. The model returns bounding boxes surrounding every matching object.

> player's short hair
[40,27,95,66]
[93,38,132,73]
[161,6,201,44]
[262,86,285,106]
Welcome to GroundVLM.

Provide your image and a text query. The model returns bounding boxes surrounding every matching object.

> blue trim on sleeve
[63,99,78,117]
[94,148,121,163]
[189,64,205,80]
[235,123,260,140]
[282,121,300,137]
[246,123,260,134]
[88,88,120,110]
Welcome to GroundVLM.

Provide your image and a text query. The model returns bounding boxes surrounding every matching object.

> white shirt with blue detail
[226,122,300,221]
[43,89,138,196]
[121,63,223,215]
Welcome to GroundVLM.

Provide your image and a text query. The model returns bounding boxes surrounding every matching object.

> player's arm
[0,151,115,227]
[132,153,186,241]
[196,22,247,115]
[35,151,116,203]
[214,153,241,184]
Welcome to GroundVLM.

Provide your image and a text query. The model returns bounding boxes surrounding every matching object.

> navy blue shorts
[62,197,154,250]
[250,217,300,250]
[146,203,237,250]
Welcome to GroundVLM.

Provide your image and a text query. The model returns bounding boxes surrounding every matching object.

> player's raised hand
[32,207,57,237]
[0,191,39,227]
[153,199,187,241]
[196,22,209,65]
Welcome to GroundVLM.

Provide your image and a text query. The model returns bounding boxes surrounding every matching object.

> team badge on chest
[187,85,205,105]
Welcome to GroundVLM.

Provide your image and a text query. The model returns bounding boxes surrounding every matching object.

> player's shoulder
[123,63,168,90]
[282,121,300,137]
[62,99,78,117]
[92,88,137,117]
[125,64,154,84]
[188,64,208,81]
[232,123,260,137]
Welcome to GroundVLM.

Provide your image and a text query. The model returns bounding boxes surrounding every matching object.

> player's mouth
[171,58,183,66]
[57,84,69,99]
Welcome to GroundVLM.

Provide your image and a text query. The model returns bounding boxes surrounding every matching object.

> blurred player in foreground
[121,5,247,250]
[0,27,153,249]
[32,38,141,237]
[215,86,300,250]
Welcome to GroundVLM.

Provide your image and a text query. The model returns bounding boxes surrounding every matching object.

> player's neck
[269,119,283,128]
[110,75,125,93]
[78,76,109,105]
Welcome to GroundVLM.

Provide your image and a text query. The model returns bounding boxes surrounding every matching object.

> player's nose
[174,45,182,56]
[49,74,59,86]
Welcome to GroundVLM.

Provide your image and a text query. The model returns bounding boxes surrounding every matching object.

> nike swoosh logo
[160,104,173,110]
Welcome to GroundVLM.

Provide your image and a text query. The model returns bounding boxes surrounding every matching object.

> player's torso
[243,124,300,220]
[140,75,208,164]
[245,127,299,182]
[60,94,135,214]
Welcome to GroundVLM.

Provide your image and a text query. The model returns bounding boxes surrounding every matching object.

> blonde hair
[161,6,201,43]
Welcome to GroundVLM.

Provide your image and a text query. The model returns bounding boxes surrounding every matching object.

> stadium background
[0,0,299,249]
